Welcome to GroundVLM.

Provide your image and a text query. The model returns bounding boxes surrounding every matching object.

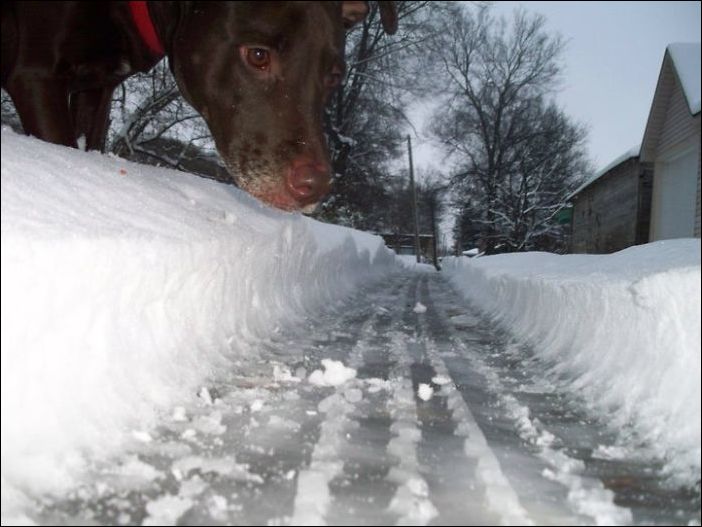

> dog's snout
[286,159,331,205]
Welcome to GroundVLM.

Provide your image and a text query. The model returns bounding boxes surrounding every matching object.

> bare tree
[108,61,215,173]
[317,1,437,228]
[430,5,590,253]
[1,89,22,133]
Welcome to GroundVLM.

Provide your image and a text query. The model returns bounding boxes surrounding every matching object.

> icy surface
[443,241,701,488]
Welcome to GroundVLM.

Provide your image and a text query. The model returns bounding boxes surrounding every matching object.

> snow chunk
[249,400,265,413]
[273,364,301,383]
[417,383,434,401]
[591,445,631,461]
[171,407,188,422]
[198,387,214,406]
[180,429,197,441]
[343,387,363,403]
[413,302,427,313]
[208,494,229,521]
[131,430,153,443]
[308,359,357,387]
[105,455,164,492]
[364,377,393,393]
[431,374,451,385]
[143,494,193,526]
[191,410,226,435]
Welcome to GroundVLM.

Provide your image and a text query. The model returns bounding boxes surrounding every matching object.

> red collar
[128,1,165,57]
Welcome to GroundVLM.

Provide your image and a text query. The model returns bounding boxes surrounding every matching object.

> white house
[640,43,701,241]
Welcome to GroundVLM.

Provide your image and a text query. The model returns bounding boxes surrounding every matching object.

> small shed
[640,43,701,241]
[567,148,653,254]
[379,233,437,262]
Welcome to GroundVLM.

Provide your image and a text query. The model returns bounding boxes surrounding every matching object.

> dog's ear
[342,2,398,35]
[342,1,369,29]
[377,2,398,35]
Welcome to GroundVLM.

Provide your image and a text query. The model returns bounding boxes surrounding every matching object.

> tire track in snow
[325,301,401,524]
[232,274,411,526]
[421,273,632,526]
[290,274,413,525]
[167,274,408,526]
[409,274,532,526]
[382,324,439,525]
[33,275,406,527]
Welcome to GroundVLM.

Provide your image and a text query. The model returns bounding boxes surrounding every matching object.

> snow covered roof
[566,145,640,202]
[668,43,701,115]
[641,43,701,163]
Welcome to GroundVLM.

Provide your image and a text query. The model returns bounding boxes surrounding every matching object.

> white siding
[651,144,698,240]
[656,80,698,156]
[696,144,701,237]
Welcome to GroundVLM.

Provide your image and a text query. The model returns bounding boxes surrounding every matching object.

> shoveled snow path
[36,271,700,526]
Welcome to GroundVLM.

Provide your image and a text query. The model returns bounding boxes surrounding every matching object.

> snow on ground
[443,241,701,488]
[0,129,398,516]
[3,125,701,525]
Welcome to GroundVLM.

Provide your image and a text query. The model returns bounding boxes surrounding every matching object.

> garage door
[652,147,698,240]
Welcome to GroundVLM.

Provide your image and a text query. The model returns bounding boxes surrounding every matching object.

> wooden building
[640,43,701,241]
[568,149,653,254]
[378,233,437,263]
[568,43,700,253]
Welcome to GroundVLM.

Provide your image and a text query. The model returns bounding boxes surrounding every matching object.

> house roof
[569,43,700,201]
[640,43,701,162]
[566,145,640,202]
[667,43,701,115]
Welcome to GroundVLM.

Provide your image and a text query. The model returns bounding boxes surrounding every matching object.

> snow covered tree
[1,89,22,133]
[316,1,437,229]
[429,5,590,253]
[380,171,442,235]
[108,61,217,174]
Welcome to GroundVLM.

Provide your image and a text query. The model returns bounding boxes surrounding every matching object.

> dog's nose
[286,159,331,206]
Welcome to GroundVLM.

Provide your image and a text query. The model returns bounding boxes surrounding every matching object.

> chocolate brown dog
[1,1,397,212]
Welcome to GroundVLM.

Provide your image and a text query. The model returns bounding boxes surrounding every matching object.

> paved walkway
[38,271,700,526]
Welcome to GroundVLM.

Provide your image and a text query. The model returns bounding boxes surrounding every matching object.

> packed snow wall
[443,243,701,488]
[1,129,398,499]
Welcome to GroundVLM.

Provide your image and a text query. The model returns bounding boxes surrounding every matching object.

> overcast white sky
[411,1,701,175]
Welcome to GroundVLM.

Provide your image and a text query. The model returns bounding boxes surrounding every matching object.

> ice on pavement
[443,241,701,488]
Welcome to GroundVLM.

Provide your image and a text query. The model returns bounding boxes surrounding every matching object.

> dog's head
[168,1,396,213]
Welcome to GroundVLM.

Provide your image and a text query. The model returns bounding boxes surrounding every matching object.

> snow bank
[0,129,397,502]
[443,241,701,487]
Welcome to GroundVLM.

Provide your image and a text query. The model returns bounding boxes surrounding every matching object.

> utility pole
[407,135,421,263]
[428,192,441,270]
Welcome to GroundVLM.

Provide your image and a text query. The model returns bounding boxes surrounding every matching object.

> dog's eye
[245,48,271,70]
